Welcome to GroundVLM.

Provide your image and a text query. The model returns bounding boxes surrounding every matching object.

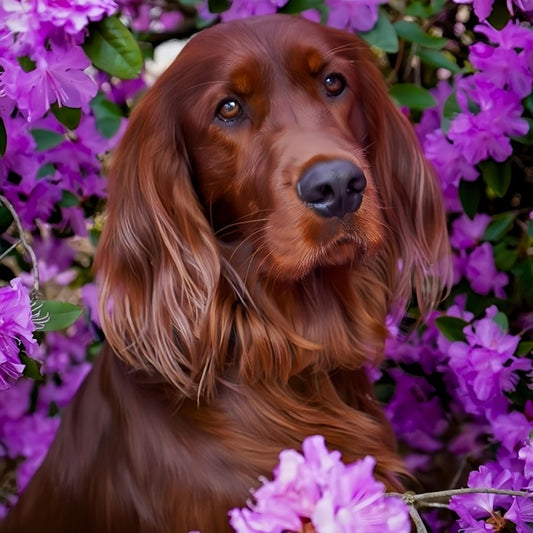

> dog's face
[96,14,450,396]
[162,16,387,280]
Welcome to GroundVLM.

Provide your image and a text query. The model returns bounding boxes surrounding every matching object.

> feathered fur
[1,14,451,532]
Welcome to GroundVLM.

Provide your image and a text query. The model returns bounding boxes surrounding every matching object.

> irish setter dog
[2,14,450,533]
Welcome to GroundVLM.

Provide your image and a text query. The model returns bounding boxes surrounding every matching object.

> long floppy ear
[94,73,221,398]
[350,43,452,315]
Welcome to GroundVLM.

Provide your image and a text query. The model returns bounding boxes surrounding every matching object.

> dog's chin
[266,236,377,282]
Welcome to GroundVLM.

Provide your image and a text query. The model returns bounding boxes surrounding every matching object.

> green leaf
[20,353,44,381]
[30,129,64,151]
[441,91,460,133]
[207,0,231,12]
[416,49,460,73]
[0,206,13,234]
[492,311,509,332]
[405,0,447,17]
[435,316,468,342]
[51,103,82,130]
[37,163,56,178]
[35,300,83,331]
[459,178,481,219]
[511,257,533,303]
[59,190,79,207]
[516,341,533,356]
[484,212,515,242]
[0,117,6,157]
[281,0,325,13]
[388,83,436,110]
[17,56,36,72]
[90,92,123,139]
[83,16,143,79]
[359,9,399,53]
[479,159,511,198]
[393,20,448,49]
[493,241,518,271]
[526,92,533,114]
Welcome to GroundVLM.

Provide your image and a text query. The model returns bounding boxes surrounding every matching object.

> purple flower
[1,45,97,121]
[453,0,533,19]
[450,213,491,251]
[229,435,410,532]
[385,371,448,455]
[518,440,533,486]
[1,411,60,490]
[446,306,528,418]
[448,81,528,164]
[470,23,533,98]
[326,0,387,33]
[490,411,533,453]
[201,0,283,22]
[422,130,478,213]
[36,0,118,35]
[450,461,533,533]
[464,242,508,298]
[0,279,37,390]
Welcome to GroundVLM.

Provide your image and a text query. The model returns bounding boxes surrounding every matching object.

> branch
[0,195,40,298]
[387,487,532,532]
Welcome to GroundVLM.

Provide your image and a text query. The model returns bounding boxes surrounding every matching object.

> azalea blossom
[0,278,37,390]
[229,436,410,532]
[450,462,533,532]
[1,45,97,121]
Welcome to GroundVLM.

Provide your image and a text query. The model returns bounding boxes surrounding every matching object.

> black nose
[297,160,367,218]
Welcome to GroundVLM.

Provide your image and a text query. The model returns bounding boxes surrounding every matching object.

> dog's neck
[220,254,389,378]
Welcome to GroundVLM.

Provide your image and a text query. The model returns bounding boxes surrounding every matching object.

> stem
[0,195,40,297]
[408,505,428,533]
[409,488,531,502]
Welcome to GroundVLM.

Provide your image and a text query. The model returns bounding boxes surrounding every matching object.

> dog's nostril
[297,160,367,218]
[320,184,334,200]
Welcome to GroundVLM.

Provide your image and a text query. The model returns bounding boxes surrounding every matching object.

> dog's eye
[324,74,346,97]
[216,99,242,121]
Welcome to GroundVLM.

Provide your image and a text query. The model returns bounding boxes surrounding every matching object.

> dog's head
[95,15,451,396]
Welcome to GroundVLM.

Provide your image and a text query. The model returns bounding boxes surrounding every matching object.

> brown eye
[324,74,346,97]
[216,99,242,121]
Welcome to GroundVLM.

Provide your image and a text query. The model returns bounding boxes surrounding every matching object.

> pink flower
[230,436,410,532]
[0,279,37,390]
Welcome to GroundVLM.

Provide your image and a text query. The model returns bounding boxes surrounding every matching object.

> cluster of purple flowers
[229,435,410,532]
[0,0,133,229]
[197,0,387,32]
[0,0,132,514]
[450,452,533,532]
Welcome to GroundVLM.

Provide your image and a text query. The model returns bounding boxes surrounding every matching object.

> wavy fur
[2,14,451,532]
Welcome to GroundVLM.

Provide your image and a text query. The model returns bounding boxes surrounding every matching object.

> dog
[1,13,450,532]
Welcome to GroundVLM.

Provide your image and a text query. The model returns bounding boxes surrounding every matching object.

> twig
[387,487,532,532]
[0,195,40,298]
[405,488,531,502]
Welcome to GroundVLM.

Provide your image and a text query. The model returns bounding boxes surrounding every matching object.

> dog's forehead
[174,15,341,83]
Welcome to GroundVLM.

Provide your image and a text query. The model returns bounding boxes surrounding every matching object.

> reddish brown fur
[1,14,451,533]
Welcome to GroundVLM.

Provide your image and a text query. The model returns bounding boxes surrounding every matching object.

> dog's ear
[95,69,221,399]
[348,42,452,315]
